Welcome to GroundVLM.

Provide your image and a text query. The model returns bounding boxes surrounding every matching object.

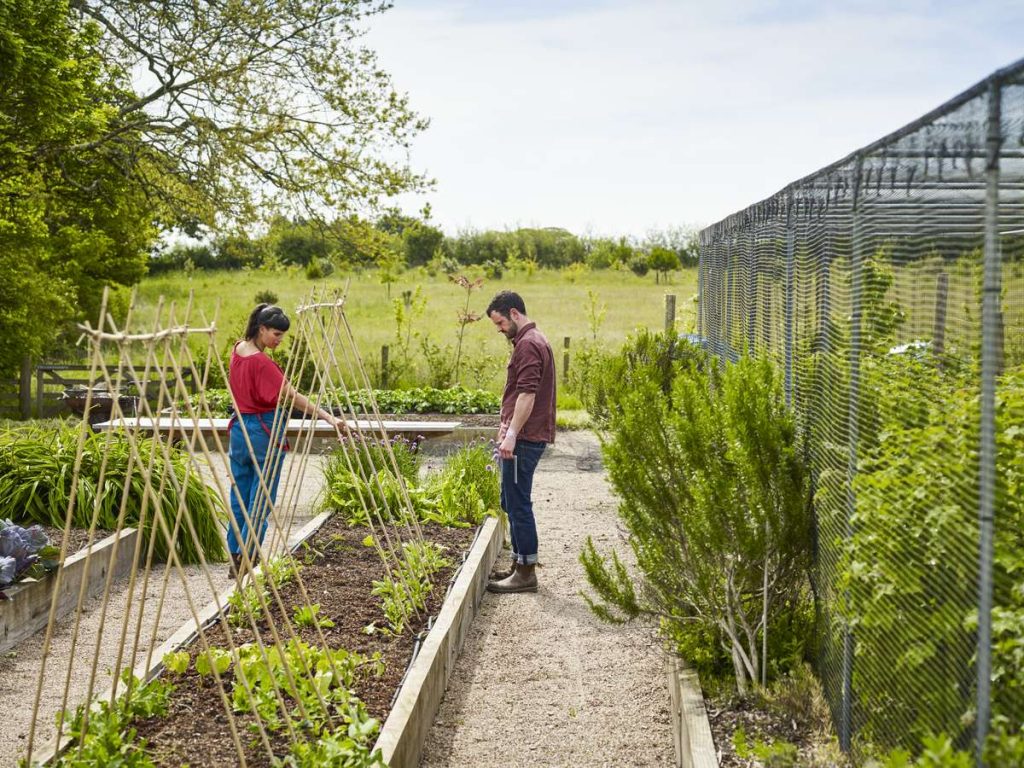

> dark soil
[133,516,476,767]
[706,693,842,767]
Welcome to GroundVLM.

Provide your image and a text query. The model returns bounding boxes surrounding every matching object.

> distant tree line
[151,212,700,281]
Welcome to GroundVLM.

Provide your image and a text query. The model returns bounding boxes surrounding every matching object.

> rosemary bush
[581,354,811,693]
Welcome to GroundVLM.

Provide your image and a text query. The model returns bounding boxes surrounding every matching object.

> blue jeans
[227,411,287,560]
[500,439,546,565]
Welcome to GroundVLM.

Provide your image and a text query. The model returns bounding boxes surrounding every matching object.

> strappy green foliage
[0,424,226,564]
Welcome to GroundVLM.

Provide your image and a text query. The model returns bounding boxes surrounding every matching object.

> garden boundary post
[697,248,704,340]
[976,75,1002,766]
[746,224,757,352]
[664,295,676,332]
[20,355,31,419]
[723,238,733,365]
[841,154,866,753]
[784,211,795,408]
[933,272,949,363]
[381,345,389,389]
[563,337,570,382]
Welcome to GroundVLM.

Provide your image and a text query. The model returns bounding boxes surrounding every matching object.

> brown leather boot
[227,553,242,579]
[486,563,537,593]
[488,558,517,581]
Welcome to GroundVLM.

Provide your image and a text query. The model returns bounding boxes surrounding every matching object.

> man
[485,290,556,594]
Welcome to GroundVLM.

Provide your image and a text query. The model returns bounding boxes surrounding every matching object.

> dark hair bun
[245,303,290,339]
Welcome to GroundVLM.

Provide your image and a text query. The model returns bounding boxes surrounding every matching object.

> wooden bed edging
[373,514,502,767]
[667,655,719,768]
[0,528,138,656]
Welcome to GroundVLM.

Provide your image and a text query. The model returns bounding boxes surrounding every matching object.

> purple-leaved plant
[0,520,58,589]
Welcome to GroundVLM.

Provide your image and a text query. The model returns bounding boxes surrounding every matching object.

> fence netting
[699,59,1024,760]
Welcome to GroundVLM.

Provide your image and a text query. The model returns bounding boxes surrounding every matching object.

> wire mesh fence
[698,58,1024,760]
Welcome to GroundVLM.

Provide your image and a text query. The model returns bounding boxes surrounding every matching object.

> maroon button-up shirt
[500,321,556,444]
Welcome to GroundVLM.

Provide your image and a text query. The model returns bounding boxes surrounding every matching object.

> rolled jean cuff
[517,553,538,565]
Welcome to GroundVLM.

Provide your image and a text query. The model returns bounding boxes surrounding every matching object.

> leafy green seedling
[293,603,335,629]
[162,651,189,675]
[195,647,231,677]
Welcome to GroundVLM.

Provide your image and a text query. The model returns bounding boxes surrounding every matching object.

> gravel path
[420,431,674,767]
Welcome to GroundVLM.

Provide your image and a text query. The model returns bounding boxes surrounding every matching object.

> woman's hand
[327,413,350,436]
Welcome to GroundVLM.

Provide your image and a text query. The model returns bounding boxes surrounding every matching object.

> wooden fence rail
[1,358,197,420]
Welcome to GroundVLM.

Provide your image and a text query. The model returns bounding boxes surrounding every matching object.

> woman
[226,303,343,576]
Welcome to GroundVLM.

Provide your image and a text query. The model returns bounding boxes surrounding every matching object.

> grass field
[133,266,699,392]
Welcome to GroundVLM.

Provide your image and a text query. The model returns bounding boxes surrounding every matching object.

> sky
[365,0,1024,239]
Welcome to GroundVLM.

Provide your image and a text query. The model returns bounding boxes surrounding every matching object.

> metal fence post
[563,336,571,382]
[977,76,1002,766]
[723,237,733,364]
[697,240,705,340]
[785,214,795,408]
[381,345,389,389]
[747,221,758,353]
[841,154,866,753]
[932,272,949,363]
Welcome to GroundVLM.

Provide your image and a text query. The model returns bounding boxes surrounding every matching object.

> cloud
[368,0,1023,236]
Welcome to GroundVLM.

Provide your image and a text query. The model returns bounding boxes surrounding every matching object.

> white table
[92,417,462,449]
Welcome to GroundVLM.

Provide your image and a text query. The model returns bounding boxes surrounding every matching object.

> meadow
[133,266,700,393]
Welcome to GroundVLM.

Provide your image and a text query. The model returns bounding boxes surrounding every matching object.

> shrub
[628,256,649,277]
[482,258,503,279]
[824,358,1024,751]
[570,328,705,425]
[580,354,811,693]
[305,259,325,280]
[254,289,278,305]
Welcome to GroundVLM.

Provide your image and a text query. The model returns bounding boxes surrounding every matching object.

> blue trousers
[227,412,287,560]
[500,439,546,565]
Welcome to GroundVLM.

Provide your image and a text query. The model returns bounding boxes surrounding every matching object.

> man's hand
[498,428,516,459]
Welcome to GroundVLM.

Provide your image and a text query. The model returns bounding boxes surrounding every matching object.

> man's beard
[504,320,519,340]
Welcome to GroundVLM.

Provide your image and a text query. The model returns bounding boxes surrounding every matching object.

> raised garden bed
[0,528,137,655]
[38,511,501,767]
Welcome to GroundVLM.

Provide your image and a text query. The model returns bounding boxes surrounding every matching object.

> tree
[402,221,446,267]
[644,226,700,268]
[67,0,430,226]
[647,246,679,284]
[0,0,156,373]
[266,217,332,267]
